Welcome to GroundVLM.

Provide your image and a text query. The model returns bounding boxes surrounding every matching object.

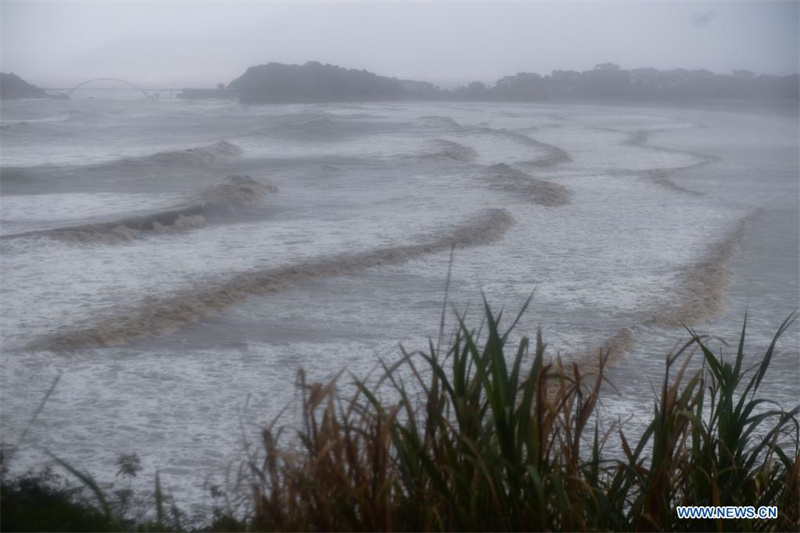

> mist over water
[1,96,797,508]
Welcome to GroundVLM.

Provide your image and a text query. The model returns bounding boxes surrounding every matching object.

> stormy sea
[1,95,797,511]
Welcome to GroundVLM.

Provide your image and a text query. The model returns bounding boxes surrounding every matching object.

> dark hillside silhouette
[484,63,799,103]
[229,61,798,105]
[0,72,47,99]
[229,61,439,104]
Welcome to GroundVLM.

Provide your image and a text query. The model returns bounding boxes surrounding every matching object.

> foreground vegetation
[2,302,798,531]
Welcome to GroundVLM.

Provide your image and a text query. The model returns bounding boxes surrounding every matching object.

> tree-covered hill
[228,61,438,104]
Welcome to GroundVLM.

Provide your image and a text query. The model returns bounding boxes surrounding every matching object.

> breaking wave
[521,140,572,168]
[650,217,749,328]
[627,129,720,171]
[423,139,478,162]
[2,175,275,244]
[544,327,635,399]
[568,328,637,375]
[412,119,571,169]
[626,126,750,328]
[287,116,333,130]
[416,116,461,128]
[28,209,514,350]
[131,140,243,166]
[485,163,571,206]
[470,126,572,168]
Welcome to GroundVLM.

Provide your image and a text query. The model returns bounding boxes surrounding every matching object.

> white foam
[1,100,796,514]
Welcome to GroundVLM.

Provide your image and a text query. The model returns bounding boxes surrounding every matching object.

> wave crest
[469,126,571,168]
[28,209,514,350]
[416,116,461,128]
[650,218,748,328]
[486,163,571,206]
[424,139,478,162]
[3,175,275,244]
[136,140,243,166]
[567,328,636,377]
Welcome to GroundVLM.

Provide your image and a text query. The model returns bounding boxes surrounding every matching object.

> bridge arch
[66,78,154,98]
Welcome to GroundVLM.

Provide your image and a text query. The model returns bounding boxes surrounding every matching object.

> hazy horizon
[2,1,798,89]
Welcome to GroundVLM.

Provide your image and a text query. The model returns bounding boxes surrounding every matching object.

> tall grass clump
[248,302,799,532]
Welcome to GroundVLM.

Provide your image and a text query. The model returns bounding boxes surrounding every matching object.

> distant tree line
[459,63,799,103]
[229,61,798,105]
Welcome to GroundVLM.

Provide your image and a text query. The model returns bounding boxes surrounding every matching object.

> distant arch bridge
[66,78,154,98]
[46,78,181,99]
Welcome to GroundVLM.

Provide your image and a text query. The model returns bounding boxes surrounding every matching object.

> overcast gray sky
[2,1,797,88]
